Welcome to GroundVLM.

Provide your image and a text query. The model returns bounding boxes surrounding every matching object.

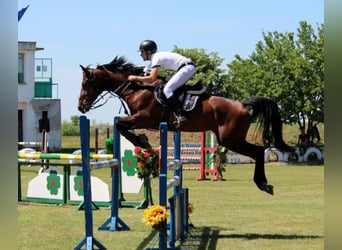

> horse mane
[98,56,144,75]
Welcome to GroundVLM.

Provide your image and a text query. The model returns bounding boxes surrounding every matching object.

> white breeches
[163,65,195,98]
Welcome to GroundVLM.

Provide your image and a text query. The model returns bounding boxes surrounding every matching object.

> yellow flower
[141,205,169,228]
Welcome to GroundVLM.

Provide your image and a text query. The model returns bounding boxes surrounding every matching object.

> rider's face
[140,50,150,61]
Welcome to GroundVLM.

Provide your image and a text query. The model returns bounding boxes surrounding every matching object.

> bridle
[82,68,132,114]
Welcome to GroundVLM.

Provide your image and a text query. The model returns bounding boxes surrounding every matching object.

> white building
[18,41,61,152]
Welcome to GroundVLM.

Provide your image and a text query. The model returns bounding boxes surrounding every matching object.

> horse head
[78,65,106,113]
[78,56,143,113]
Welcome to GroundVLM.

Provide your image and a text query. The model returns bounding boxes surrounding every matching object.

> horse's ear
[80,65,91,79]
[80,65,87,72]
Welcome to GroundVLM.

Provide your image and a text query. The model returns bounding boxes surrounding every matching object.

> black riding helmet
[139,40,157,53]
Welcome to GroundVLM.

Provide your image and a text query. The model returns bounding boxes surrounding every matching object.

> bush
[61,121,80,136]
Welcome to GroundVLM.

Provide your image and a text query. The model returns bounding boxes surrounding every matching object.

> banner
[18,5,29,22]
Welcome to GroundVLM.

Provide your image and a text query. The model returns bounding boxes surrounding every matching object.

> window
[36,65,48,72]
[18,53,24,83]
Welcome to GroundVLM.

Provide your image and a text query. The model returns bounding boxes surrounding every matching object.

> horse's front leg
[120,129,151,149]
[116,115,152,149]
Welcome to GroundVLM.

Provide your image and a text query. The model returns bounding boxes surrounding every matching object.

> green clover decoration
[46,170,61,195]
[121,149,137,176]
[73,170,84,196]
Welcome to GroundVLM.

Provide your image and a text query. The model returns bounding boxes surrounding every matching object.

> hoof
[138,134,151,149]
[261,183,274,195]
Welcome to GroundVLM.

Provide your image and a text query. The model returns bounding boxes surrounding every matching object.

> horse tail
[242,96,293,152]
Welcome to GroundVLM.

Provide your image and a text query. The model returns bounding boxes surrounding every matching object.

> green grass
[18,163,323,250]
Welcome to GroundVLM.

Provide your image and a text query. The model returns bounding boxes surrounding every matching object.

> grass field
[18,163,324,250]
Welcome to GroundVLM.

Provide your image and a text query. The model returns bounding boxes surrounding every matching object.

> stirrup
[172,115,188,129]
[177,115,188,123]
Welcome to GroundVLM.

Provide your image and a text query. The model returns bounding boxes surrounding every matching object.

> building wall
[18,42,35,102]
[18,41,61,152]
[31,99,61,152]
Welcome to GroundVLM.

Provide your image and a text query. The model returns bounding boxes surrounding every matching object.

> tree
[61,115,112,136]
[172,46,227,95]
[70,115,80,126]
[62,115,80,136]
[225,21,324,132]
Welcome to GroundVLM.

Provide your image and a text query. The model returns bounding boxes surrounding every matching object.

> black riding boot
[167,94,188,128]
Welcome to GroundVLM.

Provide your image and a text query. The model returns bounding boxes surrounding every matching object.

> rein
[89,78,132,115]
[89,91,115,109]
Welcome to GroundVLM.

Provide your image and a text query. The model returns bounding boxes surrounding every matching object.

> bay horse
[78,56,292,195]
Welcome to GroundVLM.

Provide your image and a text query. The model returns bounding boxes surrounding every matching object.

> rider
[127,40,196,128]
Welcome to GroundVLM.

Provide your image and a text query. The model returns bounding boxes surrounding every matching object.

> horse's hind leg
[227,141,274,195]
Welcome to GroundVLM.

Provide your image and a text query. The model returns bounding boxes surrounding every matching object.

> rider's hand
[128,75,138,81]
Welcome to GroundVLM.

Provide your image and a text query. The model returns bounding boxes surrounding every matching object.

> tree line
[175,21,324,133]
[62,115,112,136]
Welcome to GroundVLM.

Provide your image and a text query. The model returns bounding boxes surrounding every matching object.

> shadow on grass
[182,226,323,250]
[133,226,322,250]
[135,229,159,250]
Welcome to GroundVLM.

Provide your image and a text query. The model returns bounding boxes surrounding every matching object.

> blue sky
[18,0,324,124]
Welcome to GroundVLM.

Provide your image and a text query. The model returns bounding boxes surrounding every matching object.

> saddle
[154,80,207,112]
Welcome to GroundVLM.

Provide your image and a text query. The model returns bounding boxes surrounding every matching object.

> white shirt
[148,51,192,71]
